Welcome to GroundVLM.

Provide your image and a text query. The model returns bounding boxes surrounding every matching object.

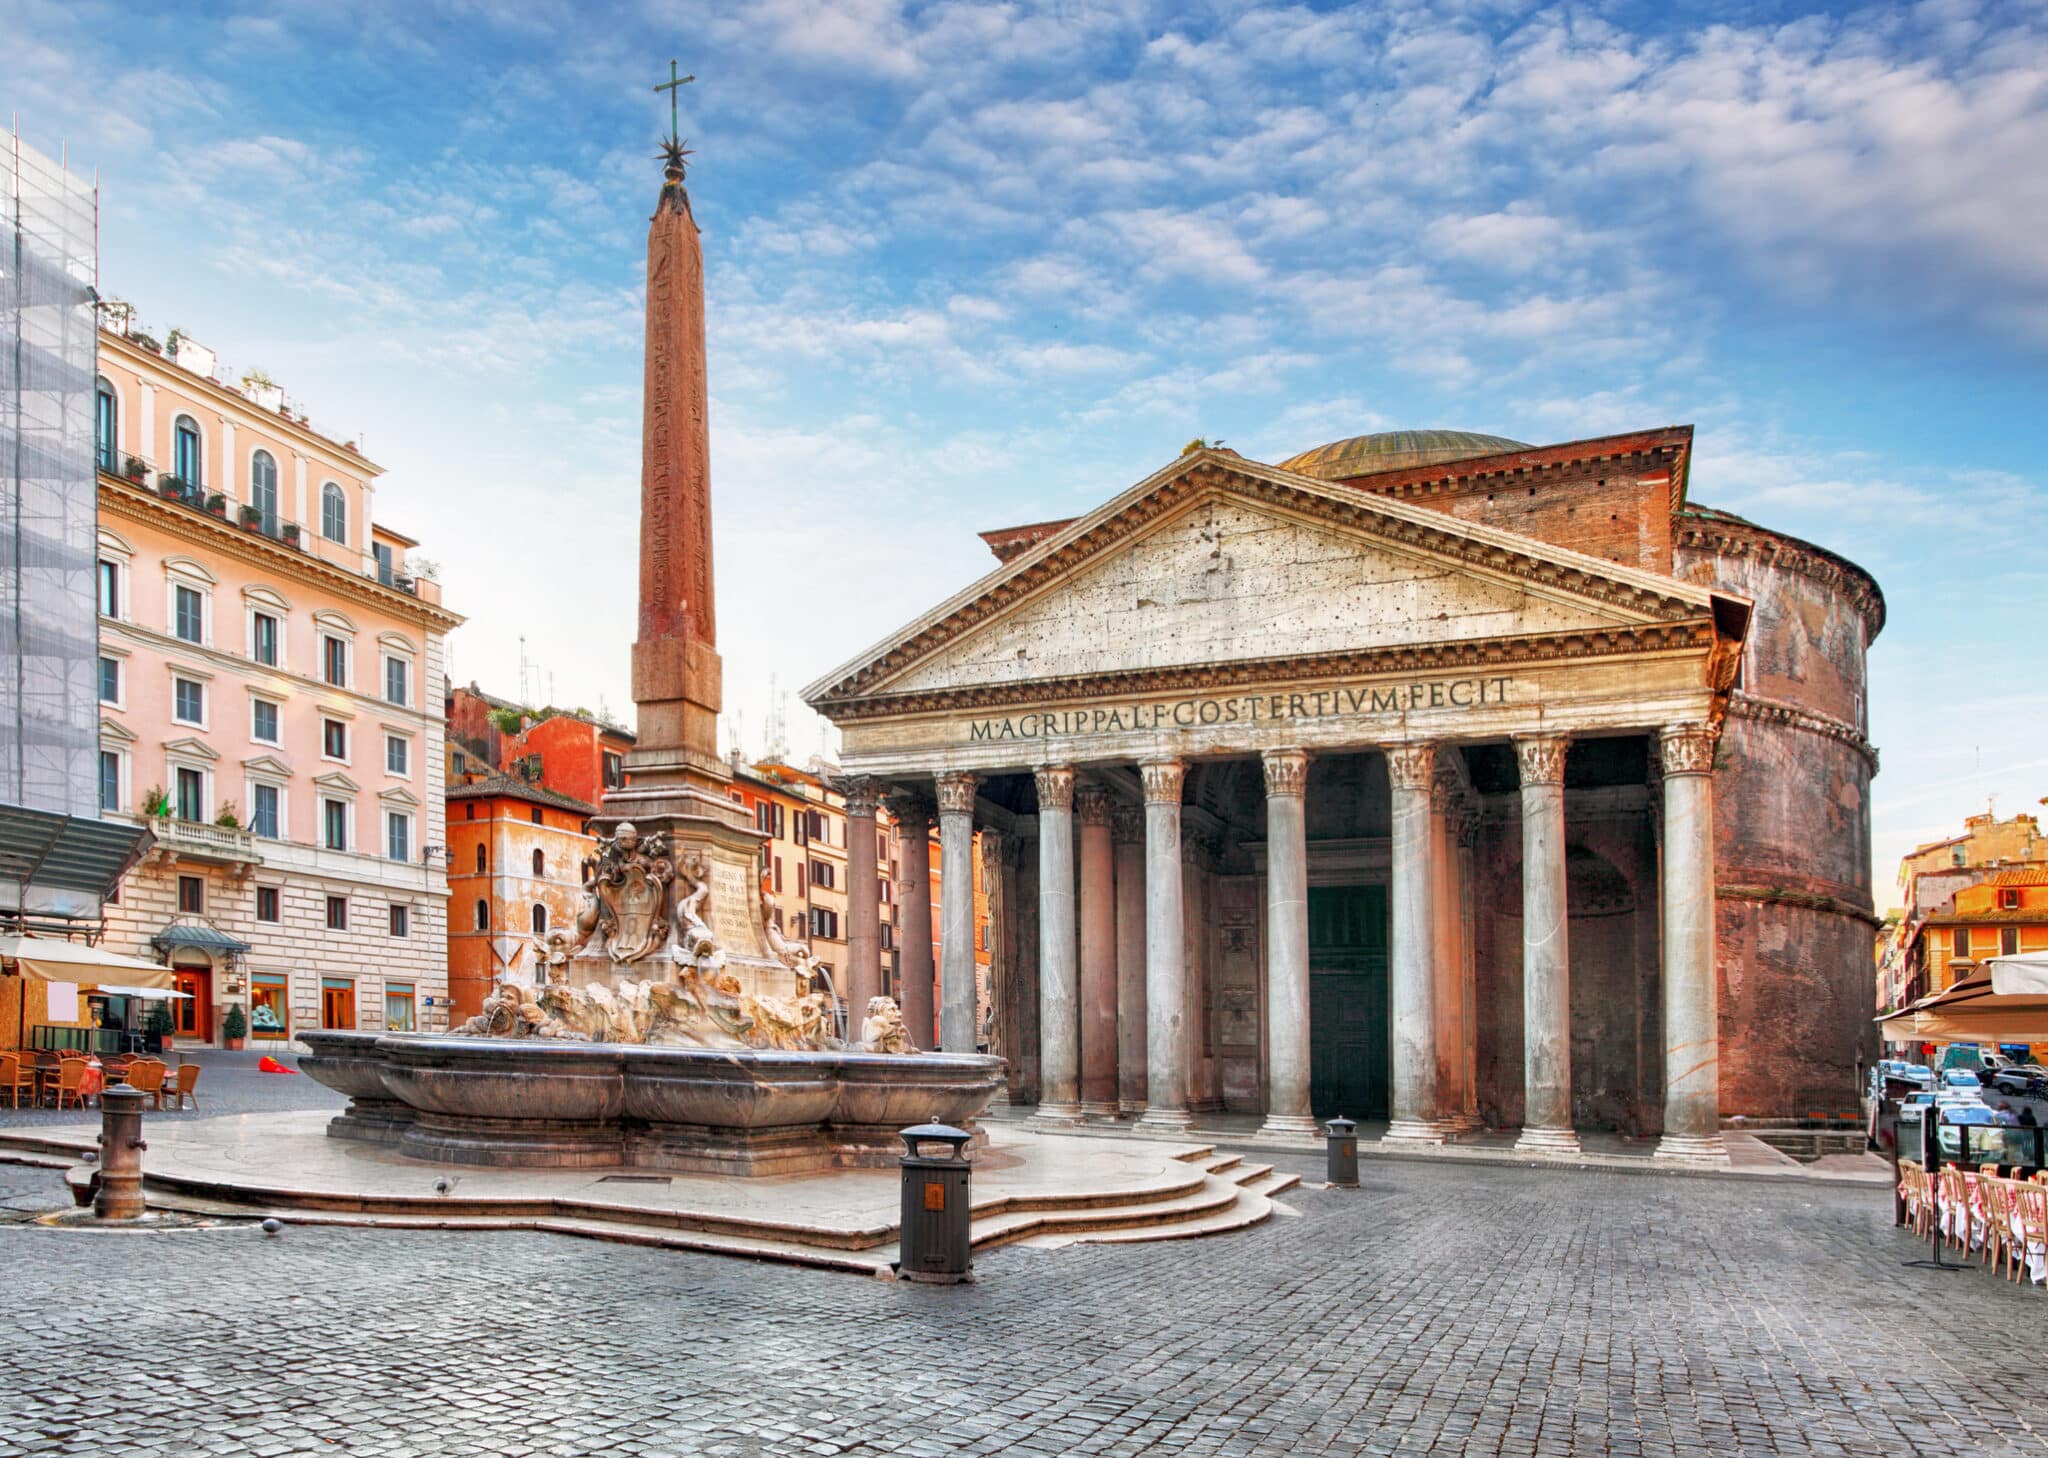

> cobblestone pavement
[0,1049,342,1129]
[3,1143,2045,1457]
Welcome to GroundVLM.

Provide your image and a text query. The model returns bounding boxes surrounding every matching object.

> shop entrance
[171,965,213,1042]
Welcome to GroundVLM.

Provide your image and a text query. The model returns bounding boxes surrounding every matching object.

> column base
[1134,1106,1193,1133]
[1254,1114,1323,1143]
[1116,1099,1146,1118]
[1513,1125,1583,1156]
[1653,1132,1729,1163]
[1080,1101,1120,1121]
[1028,1101,1086,1128]
[1381,1118,1457,1146]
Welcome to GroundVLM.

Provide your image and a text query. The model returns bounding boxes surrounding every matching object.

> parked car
[1941,1069,1983,1090]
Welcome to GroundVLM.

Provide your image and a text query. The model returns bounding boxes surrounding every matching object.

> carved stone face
[615,822,641,853]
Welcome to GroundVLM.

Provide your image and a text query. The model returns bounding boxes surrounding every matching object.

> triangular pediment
[163,735,220,762]
[806,451,1725,710]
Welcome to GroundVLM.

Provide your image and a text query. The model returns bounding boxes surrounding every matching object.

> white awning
[1991,954,2048,997]
[0,935,173,988]
[95,984,192,1000]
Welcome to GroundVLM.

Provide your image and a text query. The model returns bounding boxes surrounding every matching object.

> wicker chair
[122,1058,168,1110]
[0,1053,33,1109]
[1981,1176,2014,1278]
[2017,1184,2048,1286]
[50,1058,87,1111]
[161,1063,201,1112]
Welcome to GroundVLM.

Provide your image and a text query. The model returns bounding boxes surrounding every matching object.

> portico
[805,448,1751,1158]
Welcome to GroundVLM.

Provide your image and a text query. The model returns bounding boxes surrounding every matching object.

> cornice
[1724,691,1880,774]
[1718,883,1882,928]
[1674,511,1885,640]
[815,621,1715,722]
[808,453,1721,709]
[100,476,463,631]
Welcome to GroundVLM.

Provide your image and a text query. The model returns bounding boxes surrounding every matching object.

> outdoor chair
[1938,1167,1969,1250]
[0,1053,32,1109]
[123,1059,168,1110]
[51,1058,87,1112]
[1981,1177,2014,1278]
[161,1063,200,1112]
[2016,1185,2048,1286]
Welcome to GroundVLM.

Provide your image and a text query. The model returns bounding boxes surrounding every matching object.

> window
[880,922,894,951]
[250,783,280,839]
[773,856,783,894]
[251,611,279,666]
[384,656,409,707]
[251,698,280,744]
[95,378,117,471]
[810,860,835,891]
[251,972,288,1037]
[1952,927,1971,958]
[178,875,204,913]
[321,482,348,544]
[453,751,468,777]
[256,885,281,923]
[386,811,412,863]
[530,808,543,826]
[174,584,204,644]
[532,848,545,876]
[474,899,489,931]
[97,559,120,617]
[385,735,409,776]
[797,862,806,895]
[98,656,120,705]
[325,896,348,931]
[175,766,205,821]
[385,981,415,1031]
[2001,889,2021,911]
[322,636,348,687]
[2003,927,2022,956]
[98,751,120,813]
[322,798,349,850]
[372,541,395,585]
[173,676,205,726]
[250,450,278,530]
[322,718,347,760]
[810,907,840,939]
[531,903,548,936]
[173,415,202,485]
[389,905,410,939]
[603,751,624,789]
[321,976,354,1029]
[474,844,487,874]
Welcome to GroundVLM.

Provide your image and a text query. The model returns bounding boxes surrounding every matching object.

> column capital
[1139,758,1184,804]
[1034,765,1076,811]
[1514,734,1570,786]
[839,775,885,817]
[933,770,979,818]
[1457,805,1483,850]
[1074,782,1116,828]
[978,826,1005,860]
[1384,742,1437,792]
[884,788,935,831]
[1261,747,1309,798]
[1112,804,1144,844]
[1658,722,1719,777]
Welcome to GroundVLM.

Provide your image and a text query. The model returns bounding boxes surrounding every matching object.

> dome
[1278,429,1531,481]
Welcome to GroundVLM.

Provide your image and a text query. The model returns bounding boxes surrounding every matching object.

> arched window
[531,848,545,877]
[474,844,487,874]
[321,482,348,544]
[531,903,547,936]
[250,450,278,529]
[473,899,489,931]
[95,379,118,472]
[173,416,202,485]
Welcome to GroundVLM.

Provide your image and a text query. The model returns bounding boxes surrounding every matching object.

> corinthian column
[1113,806,1147,1115]
[842,777,884,1025]
[1134,758,1192,1131]
[1384,743,1450,1143]
[1075,783,1119,1118]
[886,789,936,1050]
[1259,748,1318,1140]
[1032,766,1082,1125]
[935,772,979,1054]
[1514,735,1579,1154]
[1656,723,1726,1162]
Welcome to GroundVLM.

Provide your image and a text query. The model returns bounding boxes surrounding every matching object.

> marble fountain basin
[299,1031,1005,1177]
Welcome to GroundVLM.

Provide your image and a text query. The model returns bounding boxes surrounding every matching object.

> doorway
[1308,884,1390,1120]
[171,966,213,1042]
[321,978,356,1029]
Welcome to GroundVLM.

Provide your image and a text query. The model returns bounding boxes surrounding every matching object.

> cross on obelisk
[654,59,694,141]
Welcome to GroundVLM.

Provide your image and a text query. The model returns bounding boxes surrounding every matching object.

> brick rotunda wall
[1675,510,1884,1124]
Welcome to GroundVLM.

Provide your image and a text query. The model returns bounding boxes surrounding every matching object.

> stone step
[969,1175,1246,1250]
[1203,1153,1244,1176]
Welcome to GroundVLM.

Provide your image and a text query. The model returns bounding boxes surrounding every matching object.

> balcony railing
[147,815,261,866]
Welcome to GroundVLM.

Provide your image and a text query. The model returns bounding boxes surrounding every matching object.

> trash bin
[898,1120,974,1284]
[1325,1116,1358,1188]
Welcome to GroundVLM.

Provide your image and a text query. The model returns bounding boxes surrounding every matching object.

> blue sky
[8,0,2045,892]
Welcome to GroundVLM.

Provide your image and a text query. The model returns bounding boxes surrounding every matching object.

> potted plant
[215,802,241,830]
[282,523,302,547]
[238,503,262,529]
[156,473,184,500]
[130,332,161,354]
[140,785,172,821]
[221,1003,248,1052]
[122,454,147,483]
[145,999,174,1054]
[206,492,227,517]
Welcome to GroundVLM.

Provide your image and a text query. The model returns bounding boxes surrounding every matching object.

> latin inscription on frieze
[964,675,1515,743]
[710,856,762,958]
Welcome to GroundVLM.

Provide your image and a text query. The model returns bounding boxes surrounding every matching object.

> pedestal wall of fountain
[300,1032,1004,1177]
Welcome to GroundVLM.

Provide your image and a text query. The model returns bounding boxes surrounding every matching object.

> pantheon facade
[804,428,1883,1159]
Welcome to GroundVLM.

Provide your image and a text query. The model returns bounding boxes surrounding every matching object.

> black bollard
[1326,1116,1359,1188]
[898,1120,974,1284]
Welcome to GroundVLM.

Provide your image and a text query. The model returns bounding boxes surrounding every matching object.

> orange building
[1919,869,2048,992]
[504,712,633,807]
[444,776,596,1019]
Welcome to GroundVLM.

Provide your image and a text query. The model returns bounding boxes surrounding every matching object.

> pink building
[91,308,462,1045]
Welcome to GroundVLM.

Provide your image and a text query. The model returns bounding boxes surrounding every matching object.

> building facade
[444,774,597,1020]
[91,310,461,1044]
[806,429,1884,1157]
[1883,807,2048,1009]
